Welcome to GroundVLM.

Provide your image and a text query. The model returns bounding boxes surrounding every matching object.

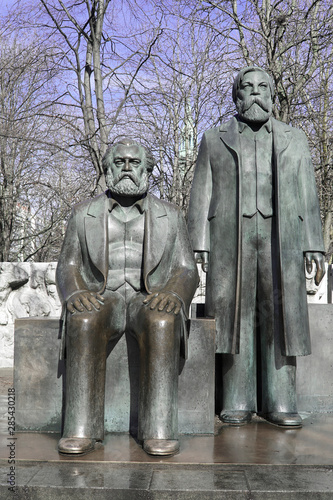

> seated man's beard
[236,96,272,123]
[106,170,149,196]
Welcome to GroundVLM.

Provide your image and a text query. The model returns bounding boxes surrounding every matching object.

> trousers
[222,213,297,414]
[63,284,181,441]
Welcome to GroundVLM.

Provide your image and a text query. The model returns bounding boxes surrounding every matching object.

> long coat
[188,117,325,356]
[57,191,199,357]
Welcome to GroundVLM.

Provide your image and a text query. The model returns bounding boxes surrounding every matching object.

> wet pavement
[1,368,333,499]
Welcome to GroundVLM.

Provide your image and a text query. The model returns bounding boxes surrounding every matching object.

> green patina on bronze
[188,66,325,427]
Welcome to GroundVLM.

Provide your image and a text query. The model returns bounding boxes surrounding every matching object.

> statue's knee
[130,303,181,338]
[145,310,178,331]
[66,312,99,336]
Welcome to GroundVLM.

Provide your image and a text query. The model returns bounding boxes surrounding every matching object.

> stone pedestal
[14,316,216,434]
[14,305,333,434]
[14,318,63,432]
[297,304,333,411]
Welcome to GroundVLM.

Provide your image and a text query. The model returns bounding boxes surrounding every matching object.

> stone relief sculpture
[6,263,61,319]
[9,265,50,318]
[188,66,325,428]
[56,138,198,456]
[45,263,62,316]
[0,263,29,325]
[0,262,61,367]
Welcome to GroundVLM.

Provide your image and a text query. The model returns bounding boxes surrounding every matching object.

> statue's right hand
[194,251,209,273]
[67,291,105,314]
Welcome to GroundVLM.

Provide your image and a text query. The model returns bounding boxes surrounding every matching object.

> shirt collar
[237,117,272,134]
[107,191,147,214]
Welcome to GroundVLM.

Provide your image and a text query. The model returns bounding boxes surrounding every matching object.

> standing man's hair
[232,66,275,103]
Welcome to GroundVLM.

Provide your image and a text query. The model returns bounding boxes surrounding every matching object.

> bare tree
[188,0,333,259]
[0,0,165,261]
[0,35,60,261]
[299,50,333,261]
[194,0,333,122]
[127,6,232,215]
[0,6,95,262]
[2,0,332,260]
[35,0,163,191]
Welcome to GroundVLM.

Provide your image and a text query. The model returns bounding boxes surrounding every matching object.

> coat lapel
[271,117,292,160]
[144,194,168,291]
[271,117,293,247]
[84,193,108,280]
[220,116,292,159]
[83,192,168,293]
[219,117,241,160]
[219,117,242,354]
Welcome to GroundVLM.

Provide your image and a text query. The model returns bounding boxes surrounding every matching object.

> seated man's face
[105,144,149,197]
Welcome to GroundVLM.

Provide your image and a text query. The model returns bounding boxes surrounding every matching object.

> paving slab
[2,304,333,499]
[1,462,333,499]
[1,413,333,499]
[2,413,333,464]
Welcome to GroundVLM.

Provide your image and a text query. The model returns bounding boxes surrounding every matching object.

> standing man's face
[105,144,149,196]
[236,71,273,124]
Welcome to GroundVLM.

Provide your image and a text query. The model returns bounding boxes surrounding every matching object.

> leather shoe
[143,439,179,456]
[264,412,302,427]
[220,410,252,425]
[58,437,96,455]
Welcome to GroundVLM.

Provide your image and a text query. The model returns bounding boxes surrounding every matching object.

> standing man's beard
[106,171,149,197]
[236,96,272,123]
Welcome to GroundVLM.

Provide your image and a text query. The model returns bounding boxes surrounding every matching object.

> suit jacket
[188,116,325,356]
[57,192,199,357]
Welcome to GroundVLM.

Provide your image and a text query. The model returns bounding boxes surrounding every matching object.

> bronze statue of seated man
[56,138,198,456]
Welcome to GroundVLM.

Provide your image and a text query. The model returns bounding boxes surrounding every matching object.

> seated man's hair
[102,138,155,173]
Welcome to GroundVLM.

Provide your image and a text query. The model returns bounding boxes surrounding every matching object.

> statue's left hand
[67,291,105,314]
[305,252,326,286]
[143,292,182,315]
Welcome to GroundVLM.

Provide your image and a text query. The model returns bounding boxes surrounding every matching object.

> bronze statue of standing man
[188,66,325,427]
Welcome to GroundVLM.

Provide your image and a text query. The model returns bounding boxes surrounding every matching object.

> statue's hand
[67,291,105,314]
[194,251,209,273]
[305,252,325,286]
[143,292,182,315]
